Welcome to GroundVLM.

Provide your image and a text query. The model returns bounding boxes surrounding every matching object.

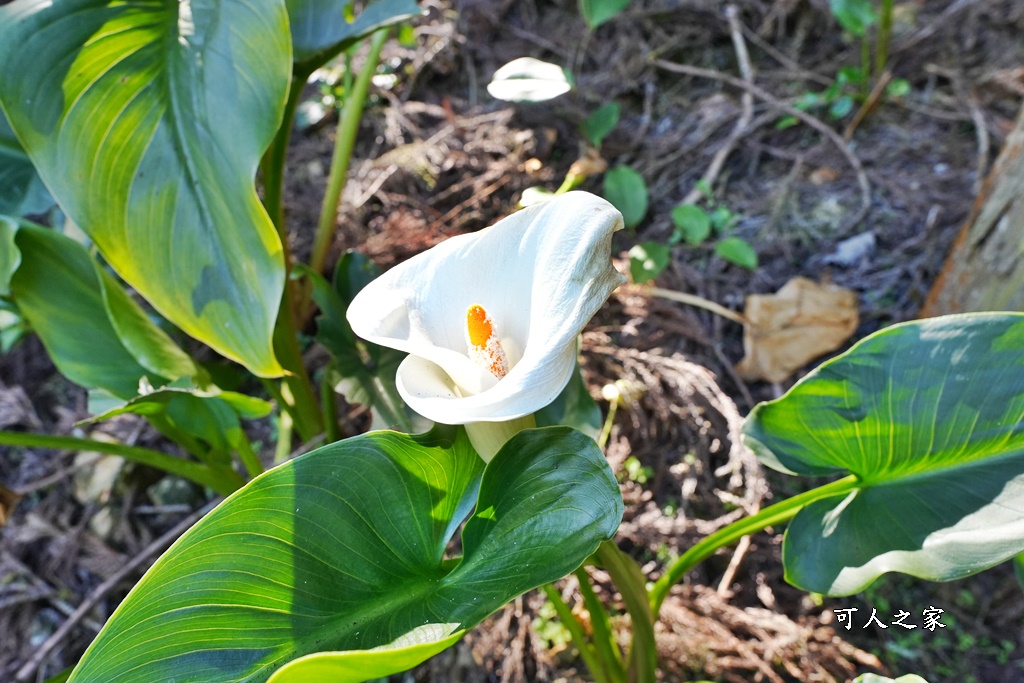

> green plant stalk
[320,367,340,443]
[541,583,618,683]
[597,398,619,450]
[310,28,390,275]
[875,0,894,78]
[0,430,244,496]
[574,566,626,681]
[257,67,324,444]
[274,407,294,465]
[860,37,872,98]
[271,301,324,442]
[649,474,860,615]
[147,413,210,463]
[261,74,308,233]
[594,542,657,683]
[233,432,264,479]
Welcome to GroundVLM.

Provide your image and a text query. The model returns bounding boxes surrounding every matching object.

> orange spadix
[466,304,509,379]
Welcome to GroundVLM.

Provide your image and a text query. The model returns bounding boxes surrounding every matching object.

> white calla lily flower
[347,191,625,429]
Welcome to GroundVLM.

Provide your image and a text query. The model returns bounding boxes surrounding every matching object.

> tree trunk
[923,105,1024,315]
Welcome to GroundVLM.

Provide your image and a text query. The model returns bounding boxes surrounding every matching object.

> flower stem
[541,583,616,683]
[464,414,536,463]
[875,0,894,78]
[649,474,860,615]
[310,28,390,275]
[0,430,244,496]
[594,541,657,683]
[574,566,626,681]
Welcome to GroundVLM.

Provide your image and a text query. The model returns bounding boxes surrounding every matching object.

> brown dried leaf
[0,484,22,528]
[735,277,859,383]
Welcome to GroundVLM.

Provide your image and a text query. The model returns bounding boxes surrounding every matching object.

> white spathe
[347,191,625,425]
[486,57,572,103]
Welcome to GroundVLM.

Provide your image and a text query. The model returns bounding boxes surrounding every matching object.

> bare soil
[3,1,1024,681]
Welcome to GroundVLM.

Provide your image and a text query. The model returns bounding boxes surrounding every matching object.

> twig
[14,501,216,682]
[682,5,754,206]
[842,70,893,141]
[716,534,752,596]
[653,58,873,232]
[646,286,748,326]
[964,93,990,195]
[738,23,832,87]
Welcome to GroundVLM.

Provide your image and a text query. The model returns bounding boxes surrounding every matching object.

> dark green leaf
[0,0,291,376]
[289,0,422,71]
[715,237,757,270]
[0,113,53,217]
[578,0,630,29]
[582,102,620,148]
[536,363,602,439]
[300,260,412,430]
[68,426,622,683]
[670,204,711,245]
[628,241,670,284]
[603,166,648,229]
[0,216,18,297]
[743,314,1024,596]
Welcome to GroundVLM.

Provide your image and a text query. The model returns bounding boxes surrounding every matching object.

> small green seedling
[579,0,630,30]
[603,165,648,229]
[628,242,670,285]
[582,102,620,148]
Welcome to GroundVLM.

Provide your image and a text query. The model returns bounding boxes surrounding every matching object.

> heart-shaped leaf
[288,0,422,72]
[8,223,196,399]
[743,313,1024,596]
[0,0,290,376]
[68,426,623,682]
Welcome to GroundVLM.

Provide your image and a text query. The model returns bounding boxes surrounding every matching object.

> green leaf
[837,66,867,85]
[886,78,911,98]
[82,386,271,466]
[300,257,413,431]
[603,166,648,229]
[68,426,623,683]
[0,216,19,297]
[269,624,465,682]
[829,95,855,119]
[670,204,711,245]
[743,314,1024,596]
[715,237,758,270]
[536,363,602,440]
[578,0,630,29]
[288,0,421,71]
[775,115,799,130]
[628,241,670,284]
[0,0,291,377]
[853,676,929,683]
[829,0,877,36]
[582,102,620,148]
[0,113,53,218]
[9,224,195,399]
